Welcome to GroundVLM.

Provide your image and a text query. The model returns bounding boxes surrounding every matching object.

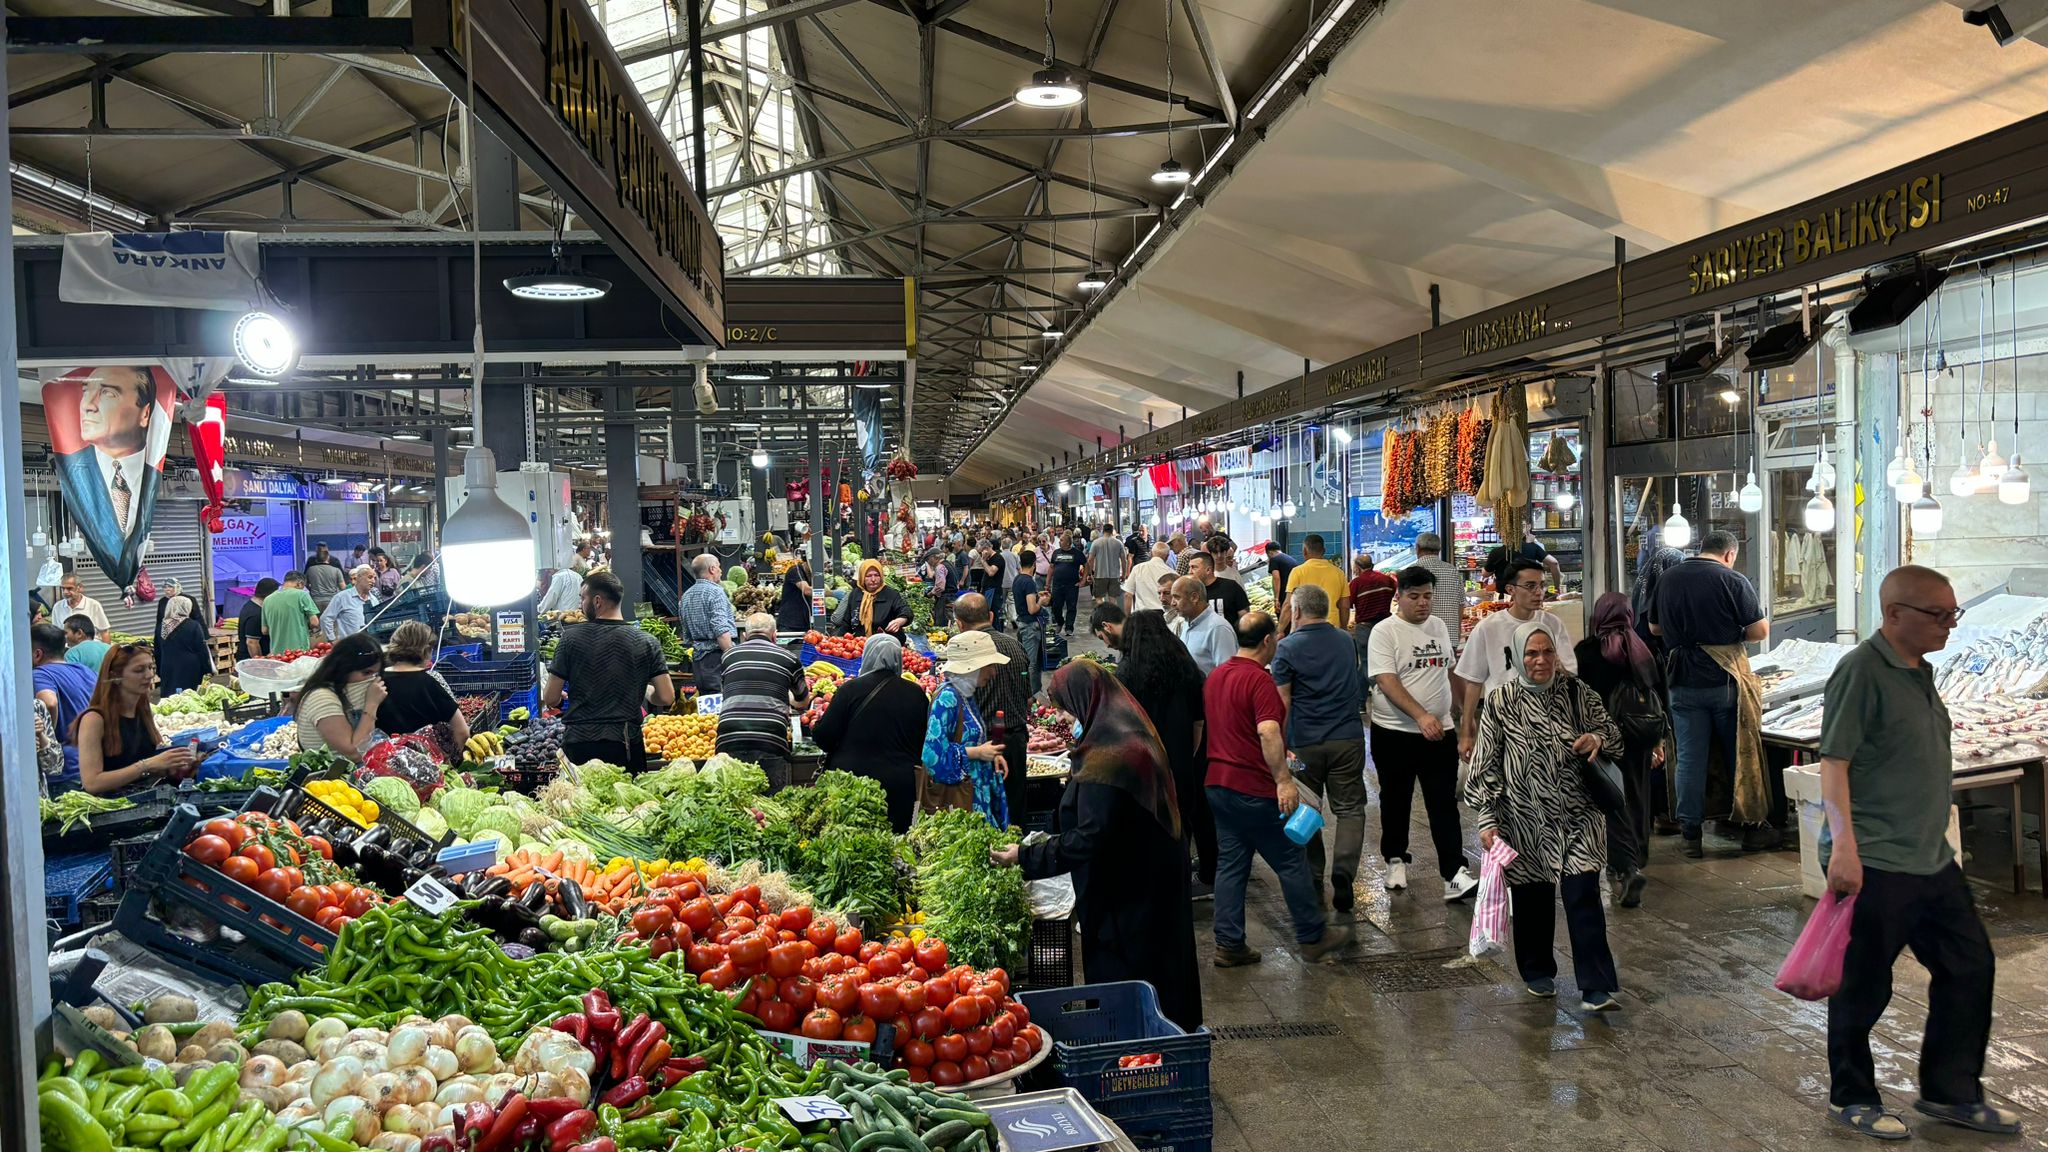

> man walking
[320,565,377,640]
[1650,530,1771,857]
[1086,526,1129,611]
[1456,558,1577,760]
[1205,611,1351,967]
[952,592,1031,823]
[234,578,276,660]
[1188,551,1251,629]
[1047,531,1085,637]
[1170,577,1236,677]
[1124,542,1175,614]
[1277,534,1348,636]
[1410,532,1466,648]
[304,544,345,610]
[544,570,676,768]
[1820,566,2018,1141]
[1369,567,1478,900]
[1271,584,1367,911]
[680,553,737,693]
[715,613,811,791]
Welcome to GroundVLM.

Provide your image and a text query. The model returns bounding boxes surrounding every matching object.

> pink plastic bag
[1775,889,1859,1000]
[1468,836,1519,958]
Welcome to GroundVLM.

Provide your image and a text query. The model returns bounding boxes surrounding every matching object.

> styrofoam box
[1784,765,1960,900]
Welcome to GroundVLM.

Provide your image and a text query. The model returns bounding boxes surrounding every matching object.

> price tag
[774,1096,852,1124]
[696,693,723,715]
[403,874,460,915]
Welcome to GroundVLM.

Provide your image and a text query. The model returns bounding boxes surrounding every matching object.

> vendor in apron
[73,643,198,796]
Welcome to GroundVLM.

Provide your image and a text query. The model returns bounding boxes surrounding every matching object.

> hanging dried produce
[1479,382,1532,547]
[1455,406,1491,494]
[1538,430,1579,475]
[1381,427,1415,518]
[1420,413,1457,500]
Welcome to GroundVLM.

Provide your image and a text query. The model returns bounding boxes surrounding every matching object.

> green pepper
[103,1084,147,1122]
[158,1098,228,1149]
[41,1077,91,1108]
[69,1050,103,1082]
[179,1064,235,1113]
[40,1088,114,1152]
[121,1115,181,1138]
[139,1091,191,1120]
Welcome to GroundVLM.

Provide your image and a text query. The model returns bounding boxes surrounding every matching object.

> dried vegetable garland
[1419,413,1457,501]
[1381,426,1419,517]
[1455,406,1490,494]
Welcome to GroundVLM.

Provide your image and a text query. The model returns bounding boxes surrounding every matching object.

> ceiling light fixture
[1151,159,1191,187]
[233,310,298,377]
[504,238,610,301]
[726,366,771,381]
[1042,326,1063,340]
[1077,269,1110,291]
[452,423,474,433]
[1016,66,1084,107]
[751,445,769,468]
[391,430,423,441]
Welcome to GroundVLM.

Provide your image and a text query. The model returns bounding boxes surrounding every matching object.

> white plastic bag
[1468,835,1519,958]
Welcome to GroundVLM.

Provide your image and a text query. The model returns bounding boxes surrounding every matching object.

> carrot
[487,862,510,876]
[506,866,538,889]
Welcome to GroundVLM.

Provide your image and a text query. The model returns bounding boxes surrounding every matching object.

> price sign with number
[404,874,459,915]
[774,1097,852,1124]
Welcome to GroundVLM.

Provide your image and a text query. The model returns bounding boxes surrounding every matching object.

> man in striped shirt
[1411,532,1466,648]
[713,613,810,793]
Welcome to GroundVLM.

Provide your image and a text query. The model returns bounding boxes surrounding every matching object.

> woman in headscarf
[992,661,1202,1029]
[814,634,929,831]
[1574,592,1667,909]
[835,558,912,637]
[1463,619,1625,1013]
[920,630,1011,828]
[153,583,215,695]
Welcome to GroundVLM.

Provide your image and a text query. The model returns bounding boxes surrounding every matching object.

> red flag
[1148,462,1179,494]
[189,392,227,533]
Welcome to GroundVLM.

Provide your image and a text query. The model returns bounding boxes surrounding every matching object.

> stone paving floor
[1040,596,2048,1152]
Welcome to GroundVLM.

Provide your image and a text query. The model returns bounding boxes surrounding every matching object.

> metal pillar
[480,364,527,469]
[1858,348,1902,638]
[808,423,826,623]
[669,384,700,486]
[0,31,51,1135]
[431,426,451,547]
[751,460,770,552]
[605,386,643,613]
[1828,322,1859,643]
[472,122,521,232]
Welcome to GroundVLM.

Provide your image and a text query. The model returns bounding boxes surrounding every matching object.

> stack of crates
[1016,981,1213,1152]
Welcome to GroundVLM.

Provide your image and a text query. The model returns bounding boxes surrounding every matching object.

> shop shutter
[1350,446,1384,507]
[74,501,207,638]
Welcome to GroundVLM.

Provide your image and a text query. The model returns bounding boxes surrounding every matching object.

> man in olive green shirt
[1817,565,2016,1140]
[261,570,321,655]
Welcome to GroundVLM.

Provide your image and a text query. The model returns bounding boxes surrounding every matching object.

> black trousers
[1049,582,1079,632]
[1372,724,1464,881]
[1828,863,1994,1109]
[564,729,648,776]
[1510,871,1619,996]
[1607,746,1654,874]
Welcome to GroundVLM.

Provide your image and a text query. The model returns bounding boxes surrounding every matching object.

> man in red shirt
[1350,552,1400,709]
[1204,610,1353,967]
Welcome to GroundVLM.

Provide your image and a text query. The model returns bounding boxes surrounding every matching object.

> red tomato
[219,855,259,885]
[931,1061,964,1087]
[767,942,806,979]
[924,978,956,1009]
[184,834,231,867]
[802,959,829,982]
[842,966,871,988]
[1009,1036,1032,1064]
[945,998,982,1032]
[859,982,901,1020]
[1020,1025,1042,1056]
[903,966,929,984]
[729,933,771,968]
[238,844,276,872]
[686,941,726,975]
[778,976,817,1012]
[897,981,928,1015]
[278,866,304,891]
[970,994,997,1024]
[632,906,676,937]
[834,928,863,956]
[726,917,759,937]
[805,918,838,950]
[990,1015,1017,1047]
[1005,1000,1031,1029]
[343,888,377,917]
[912,1008,945,1042]
[727,901,757,922]
[988,1051,1014,1075]
[961,1055,991,1083]
[889,1015,911,1051]
[314,905,347,929]
[984,968,1011,998]
[779,906,813,932]
[303,836,333,861]
[678,898,717,935]
[328,880,355,903]
[757,999,797,1032]
[732,883,763,908]
[253,868,293,903]
[868,952,905,980]
[800,1009,843,1040]
[737,990,761,1019]
[648,935,678,961]
[234,811,273,828]
[965,1026,995,1056]
[201,818,247,849]
[840,1015,878,1044]
[817,976,860,1015]
[906,1066,932,1085]
[704,961,740,991]
[285,887,324,918]
[887,937,916,961]
[858,941,884,963]
[915,940,949,971]
[934,1033,968,1064]
[903,1039,936,1068]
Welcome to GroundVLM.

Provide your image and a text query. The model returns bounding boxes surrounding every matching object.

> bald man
[1817,565,2015,1139]
[1172,576,1236,676]
[1125,541,1175,614]
[714,611,810,792]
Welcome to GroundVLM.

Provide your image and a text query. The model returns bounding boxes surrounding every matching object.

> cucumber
[848,1132,907,1152]
[919,1121,976,1149]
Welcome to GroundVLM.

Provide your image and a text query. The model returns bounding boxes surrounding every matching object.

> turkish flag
[188,392,227,532]
[1148,462,1179,494]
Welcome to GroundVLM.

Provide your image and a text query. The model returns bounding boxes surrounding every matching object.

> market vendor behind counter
[832,559,911,637]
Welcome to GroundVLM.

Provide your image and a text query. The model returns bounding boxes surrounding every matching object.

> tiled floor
[1046,596,2048,1152]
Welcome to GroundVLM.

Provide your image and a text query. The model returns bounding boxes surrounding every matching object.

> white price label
[774,1096,852,1124]
[696,693,723,715]
[403,874,459,915]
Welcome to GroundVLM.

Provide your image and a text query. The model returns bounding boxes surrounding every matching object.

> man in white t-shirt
[1454,556,1576,760]
[1123,542,1176,614]
[1369,565,1478,901]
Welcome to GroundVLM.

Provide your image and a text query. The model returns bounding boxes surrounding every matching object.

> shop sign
[223,471,309,500]
[210,510,294,576]
[415,0,725,344]
[495,610,526,654]
[222,432,434,478]
[1686,175,1941,297]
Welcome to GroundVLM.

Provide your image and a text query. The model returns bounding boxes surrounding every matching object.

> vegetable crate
[1019,916,1074,991]
[280,771,453,852]
[1015,982,1212,1144]
[438,652,539,696]
[798,643,863,676]
[110,834,158,890]
[42,786,179,854]
[113,802,336,985]
[439,640,486,662]
[1131,1114,1212,1152]
[500,686,540,723]
[45,849,112,925]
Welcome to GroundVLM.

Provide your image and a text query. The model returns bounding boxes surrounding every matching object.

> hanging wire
[1162,0,1176,163]
[1042,0,1058,66]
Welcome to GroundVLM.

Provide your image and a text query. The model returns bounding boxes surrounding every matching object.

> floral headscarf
[1048,661,1181,839]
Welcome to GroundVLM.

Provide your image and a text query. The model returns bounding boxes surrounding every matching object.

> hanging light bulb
[1282,499,1298,518]
[1554,488,1577,512]
[1662,505,1691,549]
[1980,436,2006,479]
[1804,491,1836,533]
[2000,456,2031,505]
[1886,444,1907,489]
[1911,484,1945,535]
[1738,468,1763,514]
[1813,457,1836,489]
[1894,456,1923,504]
[1950,457,1980,497]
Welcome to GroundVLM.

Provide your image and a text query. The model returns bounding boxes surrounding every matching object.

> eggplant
[470,876,513,900]
[355,825,391,851]
[476,895,514,931]
[518,882,551,916]
[556,879,589,921]
[517,926,549,951]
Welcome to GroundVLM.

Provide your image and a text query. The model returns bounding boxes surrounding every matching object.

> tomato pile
[180,811,381,932]
[901,648,933,675]
[268,642,335,664]
[611,870,1043,1087]
[803,631,867,660]
[1118,1053,1164,1068]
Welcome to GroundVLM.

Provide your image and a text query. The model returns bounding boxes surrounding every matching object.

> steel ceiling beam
[618,0,867,64]
[1175,0,1235,128]
[806,17,915,126]
[5,16,418,55]
[932,17,1221,119]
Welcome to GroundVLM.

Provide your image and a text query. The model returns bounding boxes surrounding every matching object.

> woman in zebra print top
[1464,619,1626,1012]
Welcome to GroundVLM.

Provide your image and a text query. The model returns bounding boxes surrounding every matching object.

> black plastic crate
[110,835,157,890]
[42,787,179,854]
[277,771,454,852]
[1020,916,1074,991]
[112,802,335,985]
[224,697,281,724]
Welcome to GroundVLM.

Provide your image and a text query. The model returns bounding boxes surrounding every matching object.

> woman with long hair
[813,634,929,832]
[1115,609,1215,893]
[76,644,195,795]
[293,632,387,761]
[380,620,470,755]
[154,583,215,695]
[992,661,1202,1029]
[1574,592,1667,909]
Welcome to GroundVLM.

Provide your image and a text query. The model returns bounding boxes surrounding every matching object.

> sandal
[1913,1099,2023,1134]
[1830,1104,1911,1141]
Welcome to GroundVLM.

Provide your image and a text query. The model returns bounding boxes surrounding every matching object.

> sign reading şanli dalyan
[544,0,708,292]
[1687,173,1942,296]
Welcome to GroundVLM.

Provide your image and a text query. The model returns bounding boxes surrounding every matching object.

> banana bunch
[465,731,507,760]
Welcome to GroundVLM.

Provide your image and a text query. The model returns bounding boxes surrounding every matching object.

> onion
[421,1021,455,1051]
[422,1046,459,1082]
[381,1104,431,1135]
[513,1030,595,1078]
[452,1028,498,1074]
[240,1055,288,1092]
[430,1103,461,1131]
[435,1015,474,1036]
[554,1066,591,1106]
[386,1026,430,1070]
[303,1017,350,1054]
[390,1067,437,1106]
[276,1103,319,1126]
[287,1061,320,1084]
[372,1133,423,1152]
[482,1074,519,1106]
[326,1096,381,1146]
[341,1040,389,1072]
[312,1037,346,1063]
[345,1027,391,1046]
[309,1056,366,1110]
[433,1079,485,1107]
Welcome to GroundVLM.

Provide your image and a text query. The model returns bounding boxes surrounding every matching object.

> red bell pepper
[545,1108,597,1152]
[568,1140,617,1152]
[598,1076,649,1109]
[523,1098,585,1125]
[551,1014,589,1044]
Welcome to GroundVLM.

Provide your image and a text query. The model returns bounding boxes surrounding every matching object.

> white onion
[359,1071,402,1111]
[381,1104,430,1135]
[371,1133,423,1152]
[452,1028,498,1074]
[433,1079,485,1107]
[304,1017,350,1053]
[386,1026,429,1070]
[345,1028,391,1046]
[422,1047,459,1082]
[287,1061,320,1084]
[435,1015,475,1036]
[309,1057,366,1110]
[421,1022,456,1051]
[240,1055,288,1092]
[325,1096,380,1146]
[554,1066,591,1106]
[341,1040,389,1071]
[390,1068,437,1106]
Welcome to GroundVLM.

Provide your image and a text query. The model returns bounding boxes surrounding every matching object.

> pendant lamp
[1950,458,1979,497]
[1554,488,1578,512]
[1894,457,1923,504]
[1910,484,1945,535]
[1738,459,1763,514]
[1999,268,2030,504]
[1885,444,1908,489]
[1803,491,1836,533]
[1282,500,1298,518]
[1999,457,2030,504]
[1662,505,1691,549]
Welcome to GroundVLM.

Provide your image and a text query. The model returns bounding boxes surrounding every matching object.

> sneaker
[1332,883,1355,913]
[1213,944,1262,968]
[1385,861,1409,890]
[1525,977,1556,998]
[1682,833,1704,860]
[1188,880,1215,901]
[1580,991,1620,1013]
[1619,870,1647,909]
[1443,867,1479,903]
[1300,926,1352,964]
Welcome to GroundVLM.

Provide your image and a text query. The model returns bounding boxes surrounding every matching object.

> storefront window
[1609,363,1670,445]
[1678,374,1743,438]
[1613,472,1757,598]
[1528,424,1584,594]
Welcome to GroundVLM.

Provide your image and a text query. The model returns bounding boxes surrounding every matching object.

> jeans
[1017,620,1045,697]
[1049,582,1079,633]
[1292,738,1368,894]
[1668,681,1738,834]
[1510,871,1619,996]
[1207,785,1327,950]
[1372,725,1465,881]
[757,754,792,794]
[1829,864,1994,1108]
[1350,622,1377,710]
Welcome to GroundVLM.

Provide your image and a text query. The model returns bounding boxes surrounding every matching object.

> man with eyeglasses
[1455,557,1577,762]
[1649,530,1771,858]
[1817,565,2017,1141]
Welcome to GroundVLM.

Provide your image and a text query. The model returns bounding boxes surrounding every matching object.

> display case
[1527,424,1584,594]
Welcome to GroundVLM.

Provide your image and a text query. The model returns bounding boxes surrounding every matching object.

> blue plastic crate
[45,850,113,924]
[439,652,538,695]
[439,641,485,662]
[500,686,539,723]
[1016,981,1212,1129]
[798,643,864,676]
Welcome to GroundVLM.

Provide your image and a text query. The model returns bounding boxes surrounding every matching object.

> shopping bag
[1468,835,1519,958]
[1775,889,1858,1001]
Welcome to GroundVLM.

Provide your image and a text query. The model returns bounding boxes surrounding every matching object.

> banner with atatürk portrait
[43,365,177,589]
